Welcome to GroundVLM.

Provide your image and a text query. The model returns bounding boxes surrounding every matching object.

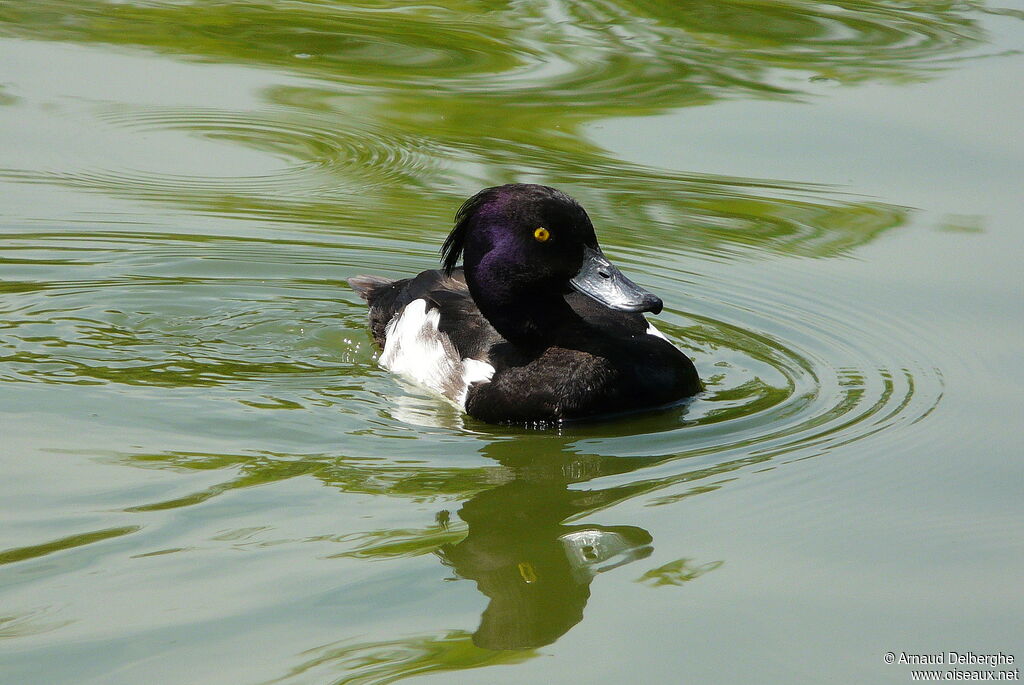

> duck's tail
[349,275,406,347]
[348,275,395,301]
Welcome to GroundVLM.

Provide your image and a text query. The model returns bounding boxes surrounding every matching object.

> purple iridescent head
[441,184,662,315]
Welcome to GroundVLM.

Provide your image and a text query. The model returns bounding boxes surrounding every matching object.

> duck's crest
[442,190,484,276]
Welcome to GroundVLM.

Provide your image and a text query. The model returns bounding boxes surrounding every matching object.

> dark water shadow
[262,435,728,685]
[437,437,664,651]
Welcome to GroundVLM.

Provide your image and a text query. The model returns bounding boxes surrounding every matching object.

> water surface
[1,2,1022,683]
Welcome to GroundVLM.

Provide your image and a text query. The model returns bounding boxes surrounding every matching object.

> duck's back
[350,269,498,354]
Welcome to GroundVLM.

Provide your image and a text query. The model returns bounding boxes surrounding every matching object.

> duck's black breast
[466,303,700,424]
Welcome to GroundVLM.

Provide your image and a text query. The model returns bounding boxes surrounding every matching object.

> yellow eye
[533,227,550,243]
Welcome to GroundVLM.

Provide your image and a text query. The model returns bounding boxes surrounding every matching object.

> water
[1,2,1021,683]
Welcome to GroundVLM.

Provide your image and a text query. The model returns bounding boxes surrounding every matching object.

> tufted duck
[349,184,700,424]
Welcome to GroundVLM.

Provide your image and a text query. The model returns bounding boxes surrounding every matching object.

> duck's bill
[570,246,663,314]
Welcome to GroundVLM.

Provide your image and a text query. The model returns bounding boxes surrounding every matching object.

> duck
[349,183,700,424]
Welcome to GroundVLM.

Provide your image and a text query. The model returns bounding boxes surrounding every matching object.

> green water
[1,1,1021,683]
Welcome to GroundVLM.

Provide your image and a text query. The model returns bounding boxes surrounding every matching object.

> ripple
[19,106,455,202]
[0,526,140,565]
[0,231,376,392]
[0,1,1011,678]
[0,226,943,479]
[0,0,986,254]
[589,247,948,470]
[1,0,987,103]
[0,0,961,523]
[458,0,984,101]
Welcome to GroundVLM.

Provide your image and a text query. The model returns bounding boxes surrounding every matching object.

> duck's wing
[429,282,501,362]
[349,268,498,355]
[350,268,501,405]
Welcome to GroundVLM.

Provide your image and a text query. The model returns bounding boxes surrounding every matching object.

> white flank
[380,299,456,394]
[458,358,496,407]
[646,320,670,341]
[380,299,494,408]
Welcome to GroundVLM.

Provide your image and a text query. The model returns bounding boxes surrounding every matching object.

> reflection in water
[439,479,652,650]
[637,557,723,587]
[268,630,536,685]
[0,0,988,95]
[0,526,140,565]
[437,437,704,651]
[0,0,994,262]
[0,608,74,640]
[268,438,723,683]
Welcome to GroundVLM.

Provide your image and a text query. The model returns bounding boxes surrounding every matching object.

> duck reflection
[436,437,663,650]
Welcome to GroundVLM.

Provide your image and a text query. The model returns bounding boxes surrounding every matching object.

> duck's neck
[466,269,577,351]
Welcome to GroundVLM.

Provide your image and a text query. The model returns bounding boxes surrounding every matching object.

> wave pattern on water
[0,0,990,672]
[0,0,988,92]
[0,227,943,495]
[90,107,457,190]
[0,0,993,257]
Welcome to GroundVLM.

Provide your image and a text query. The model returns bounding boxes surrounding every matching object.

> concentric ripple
[0,0,968,605]
[0,225,943,480]
[623,251,945,467]
[3,106,457,213]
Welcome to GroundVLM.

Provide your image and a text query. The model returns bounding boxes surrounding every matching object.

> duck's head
[441,184,662,316]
